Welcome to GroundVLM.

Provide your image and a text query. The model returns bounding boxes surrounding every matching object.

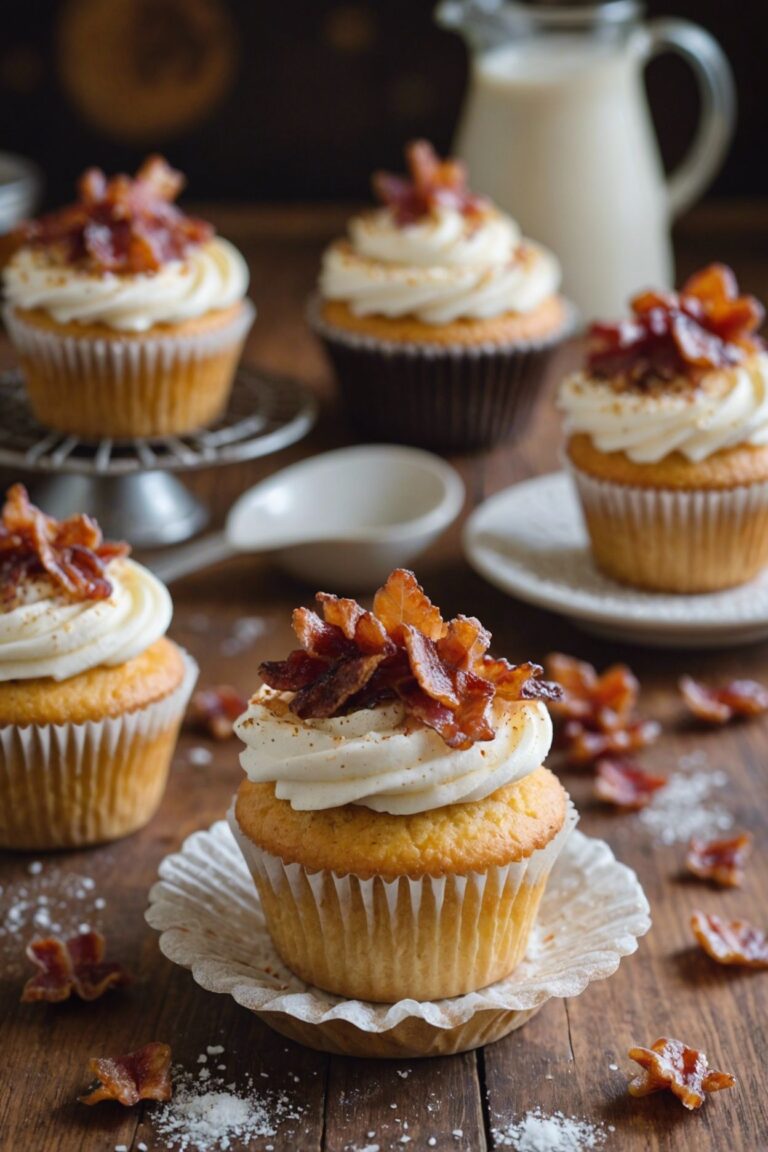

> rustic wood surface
[2,205,768,1151]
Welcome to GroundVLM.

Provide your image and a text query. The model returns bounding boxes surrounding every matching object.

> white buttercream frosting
[0,558,172,681]
[559,353,768,464]
[320,205,561,324]
[235,686,553,815]
[3,237,250,333]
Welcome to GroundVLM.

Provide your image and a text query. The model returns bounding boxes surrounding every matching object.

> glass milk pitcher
[437,0,736,319]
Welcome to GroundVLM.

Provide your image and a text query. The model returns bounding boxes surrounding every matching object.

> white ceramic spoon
[149,445,465,591]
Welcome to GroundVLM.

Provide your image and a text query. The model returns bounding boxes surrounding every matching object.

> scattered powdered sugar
[638,760,733,845]
[492,1108,610,1150]
[0,860,107,970]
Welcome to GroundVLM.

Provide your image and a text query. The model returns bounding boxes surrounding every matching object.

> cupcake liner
[3,301,255,439]
[227,800,577,1003]
[308,295,577,452]
[568,462,768,593]
[146,818,650,1058]
[0,651,198,850]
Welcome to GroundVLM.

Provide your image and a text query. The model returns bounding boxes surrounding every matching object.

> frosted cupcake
[310,141,573,451]
[0,485,197,849]
[559,264,768,593]
[230,568,574,1003]
[3,156,254,439]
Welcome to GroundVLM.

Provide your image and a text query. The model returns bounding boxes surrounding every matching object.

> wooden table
[2,206,768,1151]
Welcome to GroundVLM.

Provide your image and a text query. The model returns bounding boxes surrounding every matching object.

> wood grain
[2,204,768,1151]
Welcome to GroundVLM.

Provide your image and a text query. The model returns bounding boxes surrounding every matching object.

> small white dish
[464,471,768,648]
[146,820,649,1059]
[152,445,464,591]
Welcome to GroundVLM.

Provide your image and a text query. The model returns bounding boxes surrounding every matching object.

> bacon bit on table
[679,674,768,724]
[372,140,488,226]
[21,930,131,1003]
[691,910,768,968]
[628,1037,735,1110]
[79,1042,172,1106]
[686,833,753,887]
[545,652,660,766]
[187,684,248,740]
[13,155,212,274]
[588,264,764,388]
[0,484,128,604]
[594,757,667,810]
[259,569,561,750]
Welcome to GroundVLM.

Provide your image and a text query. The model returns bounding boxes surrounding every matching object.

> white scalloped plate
[464,471,768,648]
[146,820,649,1059]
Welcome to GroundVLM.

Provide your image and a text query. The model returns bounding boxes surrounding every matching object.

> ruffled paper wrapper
[3,301,255,440]
[0,652,197,851]
[308,295,577,453]
[569,462,768,593]
[146,816,650,1059]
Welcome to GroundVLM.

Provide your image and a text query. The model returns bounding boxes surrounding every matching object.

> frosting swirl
[0,558,172,681]
[559,353,768,464]
[235,687,553,814]
[320,206,560,324]
[4,237,249,333]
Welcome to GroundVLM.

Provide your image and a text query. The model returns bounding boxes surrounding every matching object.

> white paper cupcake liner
[0,650,198,849]
[568,462,768,593]
[146,817,650,1058]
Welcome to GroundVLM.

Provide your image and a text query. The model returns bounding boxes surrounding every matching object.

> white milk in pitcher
[455,34,673,318]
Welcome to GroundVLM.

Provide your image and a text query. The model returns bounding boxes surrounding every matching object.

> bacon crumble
[79,1042,172,1106]
[594,756,666,810]
[691,911,768,968]
[258,569,561,750]
[188,684,249,740]
[679,674,768,725]
[628,1036,735,1110]
[686,833,753,887]
[21,930,131,1003]
[372,140,488,226]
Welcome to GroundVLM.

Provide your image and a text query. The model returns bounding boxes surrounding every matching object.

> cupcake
[309,140,573,452]
[558,264,768,593]
[230,568,574,1003]
[0,485,197,849]
[3,156,254,439]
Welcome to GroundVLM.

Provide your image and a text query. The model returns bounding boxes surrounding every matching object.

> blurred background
[0,0,765,206]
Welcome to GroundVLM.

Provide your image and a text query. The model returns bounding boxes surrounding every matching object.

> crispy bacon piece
[258,649,328,692]
[372,568,446,642]
[587,263,764,387]
[317,592,392,653]
[686,833,753,887]
[680,675,768,724]
[293,607,357,659]
[628,1037,735,1110]
[14,155,211,274]
[372,140,488,226]
[0,484,128,603]
[563,719,661,766]
[691,911,768,968]
[21,931,131,1003]
[292,653,386,719]
[187,684,248,741]
[594,757,666,809]
[79,1042,172,1106]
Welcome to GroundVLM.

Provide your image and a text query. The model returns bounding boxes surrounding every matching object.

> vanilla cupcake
[3,156,254,439]
[309,141,573,452]
[559,265,768,593]
[230,568,574,1003]
[0,485,196,849]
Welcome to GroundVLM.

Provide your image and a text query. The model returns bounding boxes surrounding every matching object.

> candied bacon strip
[686,833,753,888]
[79,1042,172,1106]
[628,1037,735,1110]
[691,911,768,968]
[594,757,666,810]
[317,592,391,653]
[187,684,248,741]
[292,653,386,719]
[259,650,329,692]
[680,674,768,724]
[21,931,131,1003]
[437,615,492,669]
[293,607,356,660]
[372,140,487,226]
[403,626,460,709]
[372,568,445,642]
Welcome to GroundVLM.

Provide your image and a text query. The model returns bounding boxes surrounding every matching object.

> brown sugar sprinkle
[188,684,248,740]
[546,652,660,766]
[594,756,666,810]
[79,1041,172,1106]
[258,569,561,751]
[11,155,212,274]
[588,263,765,388]
[372,140,488,226]
[686,832,753,887]
[691,910,768,968]
[0,483,128,603]
[628,1036,735,1110]
[21,929,131,1003]
[679,674,768,724]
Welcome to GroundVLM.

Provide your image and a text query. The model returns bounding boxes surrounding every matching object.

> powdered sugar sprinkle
[491,1108,610,1150]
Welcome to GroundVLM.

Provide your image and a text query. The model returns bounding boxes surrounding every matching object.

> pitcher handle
[642,18,736,220]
